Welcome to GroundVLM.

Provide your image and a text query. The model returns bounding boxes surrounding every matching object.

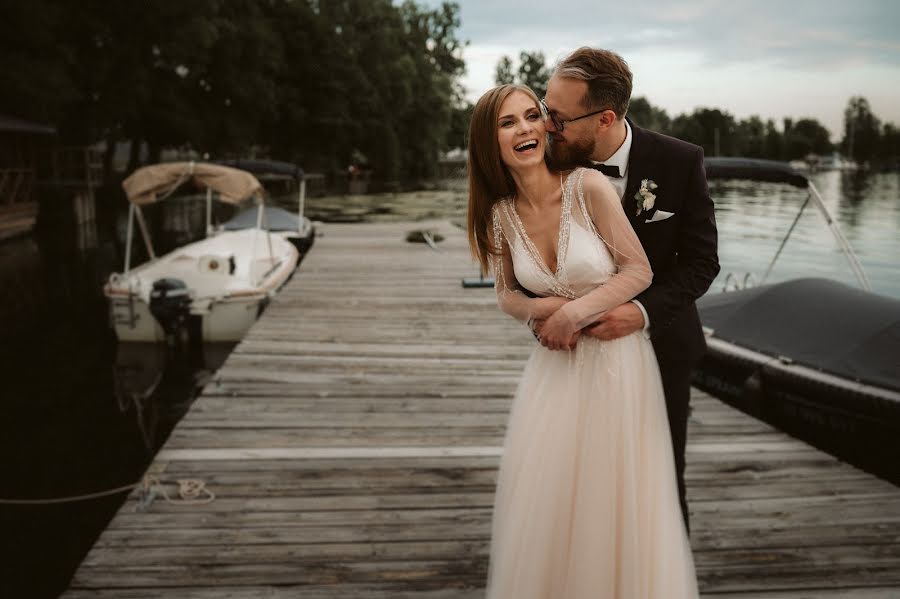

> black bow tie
[591,163,622,178]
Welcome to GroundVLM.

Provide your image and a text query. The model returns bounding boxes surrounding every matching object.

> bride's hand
[537,308,579,350]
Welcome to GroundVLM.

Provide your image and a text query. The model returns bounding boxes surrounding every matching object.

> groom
[542,47,720,530]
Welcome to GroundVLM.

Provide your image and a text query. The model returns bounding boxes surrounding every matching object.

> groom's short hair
[555,47,632,120]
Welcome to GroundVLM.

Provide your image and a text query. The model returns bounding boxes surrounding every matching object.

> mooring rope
[140,475,216,506]
[0,475,215,507]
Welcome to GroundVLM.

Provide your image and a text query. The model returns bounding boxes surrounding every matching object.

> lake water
[0,169,897,597]
[710,170,900,299]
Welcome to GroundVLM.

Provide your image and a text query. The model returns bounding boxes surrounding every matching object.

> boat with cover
[695,158,900,483]
[105,162,299,343]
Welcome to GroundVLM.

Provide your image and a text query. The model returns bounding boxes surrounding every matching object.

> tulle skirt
[486,333,698,599]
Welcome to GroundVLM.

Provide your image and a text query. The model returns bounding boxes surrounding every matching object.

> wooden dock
[66,220,900,598]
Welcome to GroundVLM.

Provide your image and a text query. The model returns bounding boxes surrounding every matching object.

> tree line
[4,6,897,189]
[1,0,470,186]
[495,52,899,169]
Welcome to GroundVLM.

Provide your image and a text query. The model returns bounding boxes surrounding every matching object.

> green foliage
[627,97,670,133]
[1,0,468,184]
[494,56,514,85]
[671,108,738,157]
[637,102,839,163]
[763,119,783,160]
[53,0,229,157]
[0,0,75,125]
[492,51,550,98]
[735,116,767,158]
[446,101,474,150]
[517,51,550,99]
[783,118,833,160]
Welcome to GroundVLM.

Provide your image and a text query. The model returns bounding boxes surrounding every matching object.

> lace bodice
[502,178,617,298]
[490,168,652,330]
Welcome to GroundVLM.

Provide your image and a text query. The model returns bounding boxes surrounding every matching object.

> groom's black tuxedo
[625,119,720,529]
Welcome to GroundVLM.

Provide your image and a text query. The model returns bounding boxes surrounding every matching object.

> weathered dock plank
[65,220,900,597]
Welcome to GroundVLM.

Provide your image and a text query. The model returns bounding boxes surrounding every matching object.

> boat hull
[109,293,264,342]
[110,295,165,342]
[695,337,900,482]
[106,228,298,343]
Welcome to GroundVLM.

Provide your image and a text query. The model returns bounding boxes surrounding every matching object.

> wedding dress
[486,167,698,599]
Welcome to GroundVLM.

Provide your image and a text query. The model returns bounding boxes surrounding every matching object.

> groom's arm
[634,145,719,334]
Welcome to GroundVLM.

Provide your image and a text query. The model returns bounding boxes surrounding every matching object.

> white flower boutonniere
[634,179,658,216]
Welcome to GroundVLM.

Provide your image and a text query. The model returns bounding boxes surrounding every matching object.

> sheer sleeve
[489,204,571,326]
[558,169,653,329]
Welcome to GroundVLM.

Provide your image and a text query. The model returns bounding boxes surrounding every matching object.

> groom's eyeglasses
[540,98,609,132]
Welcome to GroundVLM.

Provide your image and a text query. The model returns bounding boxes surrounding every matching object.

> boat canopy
[122,162,263,205]
[699,278,900,393]
[704,157,808,188]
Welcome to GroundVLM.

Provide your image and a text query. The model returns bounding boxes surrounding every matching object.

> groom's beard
[547,132,596,170]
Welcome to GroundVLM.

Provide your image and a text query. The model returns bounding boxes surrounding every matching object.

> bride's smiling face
[496,91,546,171]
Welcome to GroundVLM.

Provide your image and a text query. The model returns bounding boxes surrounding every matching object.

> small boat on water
[695,158,900,484]
[105,162,299,343]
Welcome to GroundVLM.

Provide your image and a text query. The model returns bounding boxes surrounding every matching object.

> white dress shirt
[590,118,632,198]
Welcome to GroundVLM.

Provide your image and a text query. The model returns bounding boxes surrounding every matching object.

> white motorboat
[105,162,299,343]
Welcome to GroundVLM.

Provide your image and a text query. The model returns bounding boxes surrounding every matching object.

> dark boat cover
[704,157,808,188]
[223,206,300,232]
[698,278,900,392]
[214,159,304,180]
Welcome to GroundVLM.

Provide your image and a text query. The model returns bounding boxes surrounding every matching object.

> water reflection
[840,169,875,205]
[112,342,235,450]
[708,171,899,298]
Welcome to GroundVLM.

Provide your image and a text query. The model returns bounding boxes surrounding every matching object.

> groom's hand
[584,303,645,340]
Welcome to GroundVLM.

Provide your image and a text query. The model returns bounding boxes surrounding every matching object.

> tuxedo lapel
[624,118,654,225]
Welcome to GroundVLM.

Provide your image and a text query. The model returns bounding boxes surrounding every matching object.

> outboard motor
[149,278,191,340]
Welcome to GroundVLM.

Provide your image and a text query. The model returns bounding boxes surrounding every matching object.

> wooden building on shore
[0,114,56,241]
[0,113,103,242]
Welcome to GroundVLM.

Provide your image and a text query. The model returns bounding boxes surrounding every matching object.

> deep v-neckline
[507,174,571,278]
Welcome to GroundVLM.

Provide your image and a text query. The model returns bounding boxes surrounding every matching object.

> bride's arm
[540,170,652,340]
[490,235,571,325]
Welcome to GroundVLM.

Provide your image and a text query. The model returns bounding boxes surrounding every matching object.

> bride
[467,84,698,598]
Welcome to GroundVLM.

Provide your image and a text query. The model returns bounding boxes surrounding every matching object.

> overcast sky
[423,0,900,139]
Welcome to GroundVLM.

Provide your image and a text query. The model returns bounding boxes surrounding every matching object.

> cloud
[419,0,900,134]
[430,0,900,70]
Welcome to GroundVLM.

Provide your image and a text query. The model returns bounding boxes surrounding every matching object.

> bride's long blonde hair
[466,84,541,275]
